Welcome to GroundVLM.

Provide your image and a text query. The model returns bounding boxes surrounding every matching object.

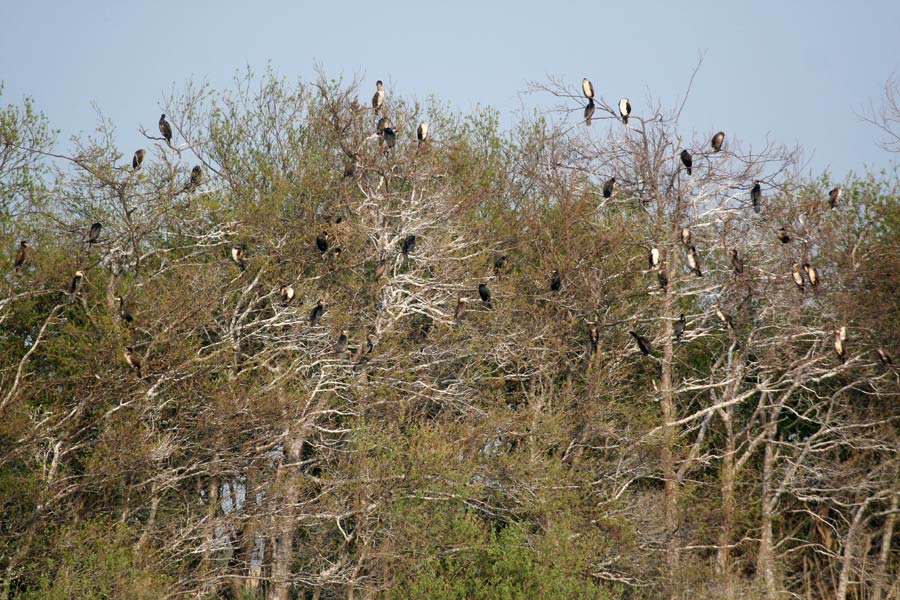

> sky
[1,0,899,180]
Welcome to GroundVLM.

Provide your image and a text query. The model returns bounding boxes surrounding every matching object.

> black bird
[803,263,818,287]
[478,283,492,308]
[335,330,349,354]
[619,98,631,124]
[649,248,660,270]
[834,327,846,363]
[629,331,652,356]
[589,324,600,356]
[875,347,893,367]
[14,240,28,272]
[159,114,173,143]
[454,297,467,322]
[680,149,692,175]
[550,269,562,292]
[69,270,84,299]
[730,249,744,276]
[309,300,325,326]
[132,149,145,170]
[376,116,391,135]
[231,245,247,271]
[751,182,762,213]
[582,78,595,99]
[493,255,508,275]
[189,165,202,189]
[584,99,595,126]
[382,127,396,149]
[401,234,416,255]
[602,177,615,199]
[280,285,295,305]
[87,222,102,245]
[687,245,702,277]
[828,186,841,209]
[114,296,134,323]
[315,233,329,253]
[372,80,384,112]
[674,314,686,339]
[776,227,791,244]
[417,122,428,143]
[657,269,668,291]
[791,262,805,292]
[681,226,692,247]
[711,131,725,152]
[374,259,387,281]
[124,347,142,379]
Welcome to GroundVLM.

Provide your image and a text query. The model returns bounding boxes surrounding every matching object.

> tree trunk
[835,500,869,600]
[717,405,736,600]
[268,436,304,600]
[660,267,679,599]
[871,490,898,600]
[758,408,778,599]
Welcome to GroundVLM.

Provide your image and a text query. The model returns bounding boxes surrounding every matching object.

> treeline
[0,70,898,600]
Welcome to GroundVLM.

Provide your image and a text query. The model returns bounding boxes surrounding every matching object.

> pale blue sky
[2,0,898,179]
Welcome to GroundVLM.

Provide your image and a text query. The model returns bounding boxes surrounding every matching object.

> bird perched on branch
[687,245,702,277]
[417,122,428,144]
[791,262,805,292]
[231,245,247,271]
[124,347,142,379]
[751,182,762,213]
[776,227,791,244]
[478,283,493,309]
[280,285,295,305]
[114,296,134,324]
[828,186,841,209]
[834,327,847,363]
[730,249,744,277]
[454,297,467,323]
[649,248,660,270]
[401,234,416,256]
[69,270,84,300]
[132,149,145,170]
[602,177,615,199]
[159,114,173,143]
[629,331,652,355]
[14,240,28,272]
[674,314,686,339]
[680,150,693,175]
[711,131,725,152]
[619,98,631,124]
[309,299,325,326]
[550,269,562,292]
[372,80,384,112]
[584,99,595,126]
[803,263,818,287]
[86,222,101,245]
[189,165,202,189]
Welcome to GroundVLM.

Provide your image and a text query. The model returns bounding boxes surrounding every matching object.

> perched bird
[374,258,387,281]
[334,330,349,354]
[309,299,325,326]
[478,283,493,308]
[776,227,791,244]
[657,269,668,291]
[550,269,562,292]
[751,182,762,213]
[711,131,725,152]
[417,122,428,144]
[372,80,385,112]
[124,347,142,379]
[629,331,652,356]
[875,347,893,367]
[589,324,600,356]
[619,98,631,124]
[14,240,28,272]
[803,263,818,287]
[602,177,615,199]
[365,332,376,354]
[87,222,102,245]
[280,285,295,305]
[834,327,846,363]
[382,127,396,149]
[376,116,391,135]
[114,296,134,323]
[401,234,416,255]
[189,165,202,189]
[584,99,595,126]
[687,245,702,277]
[649,248,661,270]
[231,245,247,271]
[158,114,173,143]
[680,227,692,247]
[493,255,508,275]
[132,149,145,170]
[343,157,358,178]
[730,249,744,276]
[315,233,329,253]
[69,270,84,299]
[582,78,595,99]
[674,313,686,339]
[713,303,734,329]
[454,297,467,322]
[828,186,841,209]
[791,262,805,292]
[680,149,693,175]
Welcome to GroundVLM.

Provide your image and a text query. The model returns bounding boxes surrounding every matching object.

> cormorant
[69,270,84,298]
[309,299,324,326]
[124,347,142,378]
[374,259,387,281]
[372,80,384,112]
[454,297,466,322]
[114,296,134,323]
[159,114,173,143]
[777,227,791,244]
[493,255,508,275]
[681,227,692,247]
[584,99,595,126]
[674,313,686,339]
[687,245,702,276]
[657,269,668,291]
[602,177,615,199]
[382,127,396,149]
[189,165,202,188]
[231,245,247,271]
[377,116,391,135]
[828,186,841,209]
[834,327,846,363]
[401,234,416,255]
[132,149,145,170]
[280,285,295,305]
[335,330,349,354]
[14,240,28,272]
[619,98,631,124]
[803,263,818,287]
[315,233,329,253]
[478,283,492,308]
[649,248,660,270]
[791,262,805,292]
[730,249,744,276]
[751,182,762,213]
[582,78,594,99]
[87,222,102,245]
[589,324,600,356]
[680,150,692,175]
[711,131,725,152]
[629,331,652,355]
[417,122,428,143]
[550,269,562,292]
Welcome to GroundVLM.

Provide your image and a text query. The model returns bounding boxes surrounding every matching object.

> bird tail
[585,118,592,127]
[687,167,692,176]
[622,116,628,125]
